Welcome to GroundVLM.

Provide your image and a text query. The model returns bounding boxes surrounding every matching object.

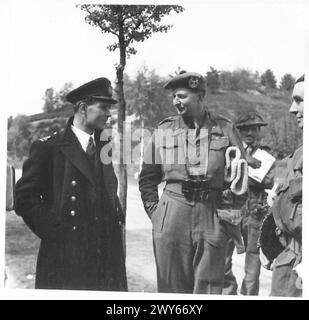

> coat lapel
[59,124,95,186]
[95,129,118,207]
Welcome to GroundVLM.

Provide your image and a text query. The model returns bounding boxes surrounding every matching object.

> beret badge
[188,76,200,89]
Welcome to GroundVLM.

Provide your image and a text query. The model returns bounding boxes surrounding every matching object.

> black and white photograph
[1,0,308,299]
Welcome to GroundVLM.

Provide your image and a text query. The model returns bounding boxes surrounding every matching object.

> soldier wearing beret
[139,71,252,294]
[223,111,274,295]
[14,77,127,290]
[259,75,304,297]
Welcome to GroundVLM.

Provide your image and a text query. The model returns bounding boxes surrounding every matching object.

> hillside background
[7,67,302,170]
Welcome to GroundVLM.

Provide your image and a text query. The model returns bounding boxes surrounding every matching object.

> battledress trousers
[139,112,246,294]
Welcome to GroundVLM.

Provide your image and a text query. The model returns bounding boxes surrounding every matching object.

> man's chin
[176,107,187,115]
[94,123,107,130]
[297,118,303,129]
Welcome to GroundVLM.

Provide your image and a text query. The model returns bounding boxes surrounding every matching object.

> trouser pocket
[151,193,169,232]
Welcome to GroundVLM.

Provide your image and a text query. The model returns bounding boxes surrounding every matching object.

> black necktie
[86,136,96,159]
[246,145,253,156]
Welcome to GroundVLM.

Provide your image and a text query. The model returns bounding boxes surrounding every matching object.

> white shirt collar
[71,125,95,152]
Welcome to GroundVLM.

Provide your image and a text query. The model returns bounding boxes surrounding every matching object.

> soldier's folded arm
[14,141,67,242]
[139,135,162,219]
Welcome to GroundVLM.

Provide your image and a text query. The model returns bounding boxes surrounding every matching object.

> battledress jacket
[139,112,246,218]
[272,145,302,267]
[14,117,127,290]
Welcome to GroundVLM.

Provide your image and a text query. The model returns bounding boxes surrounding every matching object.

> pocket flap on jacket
[276,182,289,194]
[274,250,296,268]
[217,209,242,226]
[210,136,229,150]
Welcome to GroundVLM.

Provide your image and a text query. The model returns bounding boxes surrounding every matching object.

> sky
[1,0,308,117]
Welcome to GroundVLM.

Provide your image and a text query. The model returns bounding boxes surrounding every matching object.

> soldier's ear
[75,101,88,115]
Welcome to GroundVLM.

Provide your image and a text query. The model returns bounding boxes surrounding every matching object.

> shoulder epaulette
[210,112,232,123]
[158,115,178,126]
[39,131,58,142]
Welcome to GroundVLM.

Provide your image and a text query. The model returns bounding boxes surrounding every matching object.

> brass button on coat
[70,210,76,216]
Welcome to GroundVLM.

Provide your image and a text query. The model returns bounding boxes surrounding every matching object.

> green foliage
[7,82,72,162]
[79,5,184,58]
[280,73,295,91]
[7,115,31,160]
[78,4,185,216]
[169,66,184,77]
[261,69,277,89]
[265,115,302,158]
[206,67,220,93]
[220,69,260,91]
[43,88,56,113]
[125,66,175,129]
[42,82,73,113]
[8,66,301,163]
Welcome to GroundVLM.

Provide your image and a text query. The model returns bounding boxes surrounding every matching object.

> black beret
[235,111,267,128]
[295,74,305,84]
[164,71,206,92]
[66,77,117,104]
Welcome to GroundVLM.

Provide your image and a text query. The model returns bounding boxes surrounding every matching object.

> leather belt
[165,180,219,202]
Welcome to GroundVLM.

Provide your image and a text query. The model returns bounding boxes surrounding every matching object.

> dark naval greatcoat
[14,117,127,291]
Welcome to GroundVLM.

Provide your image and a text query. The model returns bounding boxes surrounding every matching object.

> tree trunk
[116,16,127,258]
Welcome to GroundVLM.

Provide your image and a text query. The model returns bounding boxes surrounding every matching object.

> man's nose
[247,128,254,134]
[289,101,298,114]
[105,109,112,117]
[173,97,180,105]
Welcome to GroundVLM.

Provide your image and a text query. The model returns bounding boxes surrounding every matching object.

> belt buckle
[192,187,200,202]
[181,180,191,200]
[201,189,210,201]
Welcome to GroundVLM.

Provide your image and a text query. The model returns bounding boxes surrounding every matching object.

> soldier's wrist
[145,201,158,219]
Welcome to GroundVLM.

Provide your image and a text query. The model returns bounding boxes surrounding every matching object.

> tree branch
[126,17,145,44]
[84,6,119,37]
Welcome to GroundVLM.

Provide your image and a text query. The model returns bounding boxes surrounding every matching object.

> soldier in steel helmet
[223,111,275,295]
[139,71,257,294]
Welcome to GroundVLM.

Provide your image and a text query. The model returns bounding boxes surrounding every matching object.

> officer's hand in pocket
[147,202,158,220]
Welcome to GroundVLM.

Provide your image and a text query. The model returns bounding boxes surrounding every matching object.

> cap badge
[107,85,113,96]
[188,77,200,89]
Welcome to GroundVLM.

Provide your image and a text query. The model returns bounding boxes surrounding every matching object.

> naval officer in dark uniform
[139,71,251,294]
[14,77,127,291]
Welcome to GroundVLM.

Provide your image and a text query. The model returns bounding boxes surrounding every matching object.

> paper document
[248,148,275,183]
